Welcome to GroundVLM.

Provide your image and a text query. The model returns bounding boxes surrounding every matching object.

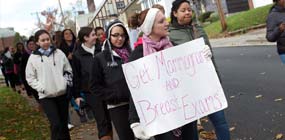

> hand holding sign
[202,45,212,59]
[131,123,150,140]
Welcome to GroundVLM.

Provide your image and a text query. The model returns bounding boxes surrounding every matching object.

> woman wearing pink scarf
[128,8,210,140]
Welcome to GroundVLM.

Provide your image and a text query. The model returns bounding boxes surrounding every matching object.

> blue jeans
[279,54,285,64]
[208,110,230,140]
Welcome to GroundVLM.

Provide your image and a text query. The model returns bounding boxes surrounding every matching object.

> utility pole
[248,0,254,9]
[86,0,96,13]
[58,0,67,27]
[216,0,227,31]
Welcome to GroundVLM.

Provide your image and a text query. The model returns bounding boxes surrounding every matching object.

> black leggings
[109,104,134,140]
[40,94,70,140]
[154,122,198,140]
[85,93,112,138]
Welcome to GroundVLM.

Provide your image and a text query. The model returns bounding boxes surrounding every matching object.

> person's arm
[25,56,44,93]
[127,46,150,139]
[129,96,140,124]
[62,51,72,74]
[266,13,284,42]
[89,56,117,102]
[72,54,82,99]
[195,23,212,48]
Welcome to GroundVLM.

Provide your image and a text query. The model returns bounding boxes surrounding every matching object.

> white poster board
[122,38,228,137]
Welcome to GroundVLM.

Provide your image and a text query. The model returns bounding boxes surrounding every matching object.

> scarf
[142,34,173,56]
[113,47,130,63]
[143,35,183,138]
[39,47,52,56]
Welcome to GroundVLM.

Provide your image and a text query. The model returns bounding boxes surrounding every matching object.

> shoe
[68,123,74,130]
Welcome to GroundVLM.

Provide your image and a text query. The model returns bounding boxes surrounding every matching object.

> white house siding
[252,0,272,8]
[202,0,228,13]
[140,0,175,18]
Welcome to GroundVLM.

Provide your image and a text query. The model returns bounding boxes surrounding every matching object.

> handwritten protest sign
[122,38,228,137]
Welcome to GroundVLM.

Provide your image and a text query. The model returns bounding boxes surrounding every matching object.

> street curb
[225,24,266,37]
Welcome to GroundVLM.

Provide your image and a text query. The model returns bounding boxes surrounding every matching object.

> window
[143,1,149,9]
[149,0,154,7]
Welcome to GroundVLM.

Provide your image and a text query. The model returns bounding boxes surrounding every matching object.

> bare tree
[86,0,96,13]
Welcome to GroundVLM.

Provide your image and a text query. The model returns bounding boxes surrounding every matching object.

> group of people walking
[0,0,234,140]
[0,38,40,103]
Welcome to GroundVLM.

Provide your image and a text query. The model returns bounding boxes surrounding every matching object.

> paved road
[208,45,285,140]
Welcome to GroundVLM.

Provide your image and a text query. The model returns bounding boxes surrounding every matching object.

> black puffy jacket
[89,51,131,105]
[72,45,97,98]
[266,5,285,54]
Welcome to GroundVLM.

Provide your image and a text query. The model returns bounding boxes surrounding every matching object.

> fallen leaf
[200,118,209,123]
[199,131,216,140]
[229,127,235,131]
[274,98,283,102]
[275,133,283,139]
[260,72,266,75]
[0,136,7,140]
[230,96,235,99]
[255,95,263,98]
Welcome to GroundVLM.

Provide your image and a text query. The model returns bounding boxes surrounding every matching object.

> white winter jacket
[25,47,72,99]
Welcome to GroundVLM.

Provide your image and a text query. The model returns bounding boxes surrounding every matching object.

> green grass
[0,87,49,140]
[204,4,273,38]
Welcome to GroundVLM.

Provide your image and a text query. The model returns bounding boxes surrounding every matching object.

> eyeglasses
[110,34,126,39]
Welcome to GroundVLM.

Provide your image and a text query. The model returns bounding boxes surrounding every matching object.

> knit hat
[103,19,130,67]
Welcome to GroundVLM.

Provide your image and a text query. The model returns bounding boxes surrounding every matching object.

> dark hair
[104,20,130,48]
[95,27,104,34]
[16,42,24,47]
[28,36,35,42]
[61,29,76,45]
[3,47,9,53]
[103,20,131,66]
[128,9,150,28]
[170,0,190,24]
[53,31,62,48]
[128,13,140,28]
[26,39,34,45]
[34,29,50,42]
[78,27,94,43]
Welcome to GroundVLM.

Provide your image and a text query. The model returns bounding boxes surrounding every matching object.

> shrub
[206,12,219,23]
[198,11,214,22]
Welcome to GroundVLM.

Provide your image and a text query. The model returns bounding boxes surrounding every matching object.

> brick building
[0,28,15,52]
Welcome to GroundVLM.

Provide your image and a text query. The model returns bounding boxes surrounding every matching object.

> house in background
[201,0,272,14]
[0,28,15,52]
[86,0,273,29]
[248,0,272,9]
[88,0,141,29]
[138,0,175,18]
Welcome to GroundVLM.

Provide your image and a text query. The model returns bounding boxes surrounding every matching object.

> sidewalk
[13,87,117,140]
[210,28,276,48]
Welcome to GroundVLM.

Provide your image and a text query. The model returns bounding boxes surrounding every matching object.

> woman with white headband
[128,8,210,140]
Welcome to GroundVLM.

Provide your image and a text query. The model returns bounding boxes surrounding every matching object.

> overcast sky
[0,0,103,37]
